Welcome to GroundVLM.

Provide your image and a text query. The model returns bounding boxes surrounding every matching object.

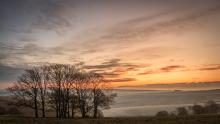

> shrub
[156,111,169,117]
[204,100,220,114]
[176,107,188,116]
[190,101,220,115]
[190,104,205,115]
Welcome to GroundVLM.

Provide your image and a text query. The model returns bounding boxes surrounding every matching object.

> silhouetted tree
[37,66,50,118]
[70,94,79,118]
[8,64,116,118]
[47,64,79,118]
[88,72,116,118]
[74,72,92,118]
[8,68,41,118]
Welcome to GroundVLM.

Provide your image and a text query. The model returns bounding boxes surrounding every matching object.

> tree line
[8,64,116,118]
[156,100,220,117]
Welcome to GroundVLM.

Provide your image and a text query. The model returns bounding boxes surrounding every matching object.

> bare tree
[69,94,79,118]
[74,72,92,118]
[88,72,116,118]
[37,66,50,118]
[8,64,117,118]
[8,68,41,118]
[47,64,65,118]
[47,64,79,118]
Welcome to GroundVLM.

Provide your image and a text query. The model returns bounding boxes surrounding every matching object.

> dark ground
[0,114,220,124]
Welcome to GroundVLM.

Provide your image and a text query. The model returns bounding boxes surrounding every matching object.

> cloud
[160,65,185,72]
[1,0,220,86]
[138,65,185,75]
[197,64,220,71]
[0,0,76,34]
[100,72,121,77]
[32,0,75,33]
[138,71,155,75]
[91,1,220,48]
[0,42,50,66]
[84,59,122,69]
[62,0,220,64]
[106,78,136,83]
[0,64,24,82]
[83,59,146,70]
[138,64,220,75]
[83,59,148,80]
[0,40,75,67]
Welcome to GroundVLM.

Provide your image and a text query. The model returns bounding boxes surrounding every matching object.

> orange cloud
[160,65,185,72]
[197,64,220,71]
[138,65,185,75]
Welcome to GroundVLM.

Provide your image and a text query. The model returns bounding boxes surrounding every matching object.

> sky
[0,0,220,89]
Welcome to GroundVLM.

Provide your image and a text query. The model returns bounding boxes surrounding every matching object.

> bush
[190,101,220,115]
[176,107,188,116]
[155,101,220,117]
[190,104,205,115]
[204,100,220,114]
[156,111,169,117]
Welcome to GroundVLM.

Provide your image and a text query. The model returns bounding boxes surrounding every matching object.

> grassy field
[0,114,220,124]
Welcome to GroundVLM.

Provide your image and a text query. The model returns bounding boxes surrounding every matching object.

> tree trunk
[81,102,86,118]
[42,97,45,118]
[56,93,59,118]
[67,89,70,118]
[93,105,97,118]
[34,94,38,118]
[71,104,75,118]
[56,106,59,118]
[58,86,61,118]
[82,109,86,118]
[93,90,97,118]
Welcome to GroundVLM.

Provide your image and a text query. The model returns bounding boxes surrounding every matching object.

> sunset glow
[1,0,220,88]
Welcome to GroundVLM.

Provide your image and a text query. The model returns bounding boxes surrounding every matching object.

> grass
[0,114,220,124]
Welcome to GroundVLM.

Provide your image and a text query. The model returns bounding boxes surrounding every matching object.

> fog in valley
[103,89,220,117]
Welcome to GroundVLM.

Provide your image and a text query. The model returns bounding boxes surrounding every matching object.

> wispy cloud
[0,0,76,34]
[106,78,136,83]
[138,65,185,75]
[1,0,220,86]
[160,65,185,72]
[83,59,148,80]
[197,64,220,71]
[138,64,220,75]
[83,59,147,70]
[0,64,24,82]
[90,1,220,49]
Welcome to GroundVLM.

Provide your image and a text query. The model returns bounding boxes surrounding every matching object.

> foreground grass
[0,114,220,124]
